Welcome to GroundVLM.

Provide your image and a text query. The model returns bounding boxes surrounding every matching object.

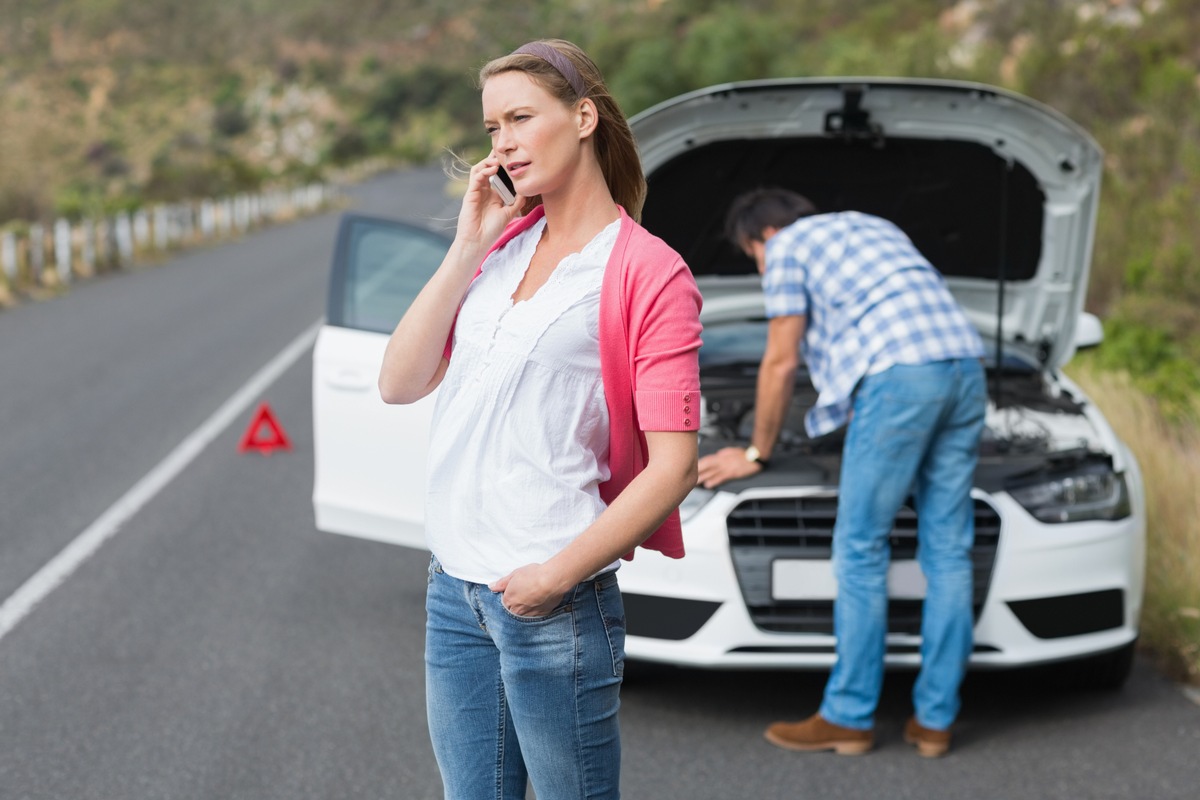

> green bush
[143,146,263,202]
[1088,313,1200,422]
[53,183,106,221]
[327,127,371,165]
[0,184,46,224]
[212,73,250,138]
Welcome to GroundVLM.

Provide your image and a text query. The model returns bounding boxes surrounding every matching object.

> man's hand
[697,447,763,489]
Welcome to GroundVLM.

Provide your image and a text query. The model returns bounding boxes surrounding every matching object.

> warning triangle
[238,402,293,455]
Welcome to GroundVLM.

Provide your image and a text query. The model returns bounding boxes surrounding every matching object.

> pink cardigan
[444,205,703,558]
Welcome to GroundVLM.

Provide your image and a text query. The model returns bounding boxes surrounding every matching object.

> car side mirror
[1074,312,1104,351]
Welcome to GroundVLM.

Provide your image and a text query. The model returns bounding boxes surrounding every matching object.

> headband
[512,42,587,99]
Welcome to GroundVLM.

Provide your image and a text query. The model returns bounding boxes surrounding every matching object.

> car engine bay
[695,360,1119,496]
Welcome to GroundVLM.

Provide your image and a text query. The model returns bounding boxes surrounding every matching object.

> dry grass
[1068,363,1200,684]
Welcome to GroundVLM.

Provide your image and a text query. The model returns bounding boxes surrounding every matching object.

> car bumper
[618,489,1144,670]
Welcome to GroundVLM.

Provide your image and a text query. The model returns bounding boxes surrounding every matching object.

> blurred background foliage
[0,0,1195,425]
[1,0,1196,679]
[1,1,1196,406]
[0,1,1195,390]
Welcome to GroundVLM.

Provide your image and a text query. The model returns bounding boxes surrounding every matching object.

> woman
[378,39,703,799]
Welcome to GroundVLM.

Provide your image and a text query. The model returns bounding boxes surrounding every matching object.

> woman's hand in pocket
[490,563,568,617]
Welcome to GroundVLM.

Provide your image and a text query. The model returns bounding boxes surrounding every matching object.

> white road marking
[0,321,322,644]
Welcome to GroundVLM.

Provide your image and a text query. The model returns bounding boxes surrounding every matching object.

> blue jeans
[425,555,626,800]
[819,358,987,732]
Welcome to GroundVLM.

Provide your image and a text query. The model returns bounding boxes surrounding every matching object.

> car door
[312,213,451,548]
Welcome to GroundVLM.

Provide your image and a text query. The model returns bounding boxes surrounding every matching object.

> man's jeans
[425,555,625,800]
[819,358,987,732]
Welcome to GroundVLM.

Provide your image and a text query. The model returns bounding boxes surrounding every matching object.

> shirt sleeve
[631,257,704,432]
[762,232,809,319]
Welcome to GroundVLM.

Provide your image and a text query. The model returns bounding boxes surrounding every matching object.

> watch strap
[745,445,770,468]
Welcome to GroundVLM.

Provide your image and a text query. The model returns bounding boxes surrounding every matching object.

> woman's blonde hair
[479,39,647,221]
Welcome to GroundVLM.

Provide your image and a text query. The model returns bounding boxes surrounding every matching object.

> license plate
[771,560,928,600]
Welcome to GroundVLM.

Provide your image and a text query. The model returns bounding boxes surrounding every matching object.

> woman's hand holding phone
[456,155,522,253]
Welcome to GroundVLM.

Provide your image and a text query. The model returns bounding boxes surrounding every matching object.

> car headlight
[1008,470,1132,524]
[678,487,716,522]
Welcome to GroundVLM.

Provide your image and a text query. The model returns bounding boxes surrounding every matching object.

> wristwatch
[744,445,770,469]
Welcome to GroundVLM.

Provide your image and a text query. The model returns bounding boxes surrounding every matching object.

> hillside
[1,0,1197,396]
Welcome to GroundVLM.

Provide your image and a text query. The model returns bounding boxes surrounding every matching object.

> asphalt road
[1,168,1197,799]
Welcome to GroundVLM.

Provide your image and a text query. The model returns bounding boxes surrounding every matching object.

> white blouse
[425,217,621,584]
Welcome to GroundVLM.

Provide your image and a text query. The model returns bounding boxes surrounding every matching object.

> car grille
[727,495,1002,635]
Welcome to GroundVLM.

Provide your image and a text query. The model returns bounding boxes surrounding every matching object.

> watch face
[745,445,761,463]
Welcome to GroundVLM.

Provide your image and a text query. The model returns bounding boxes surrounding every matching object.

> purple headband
[512,42,587,99]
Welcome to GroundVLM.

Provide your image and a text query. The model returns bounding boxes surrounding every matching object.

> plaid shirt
[763,211,985,437]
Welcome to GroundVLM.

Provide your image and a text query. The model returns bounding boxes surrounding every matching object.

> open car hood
[631,78,1104,369]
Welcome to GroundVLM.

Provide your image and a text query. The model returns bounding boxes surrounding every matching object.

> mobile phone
[489,165,516,206]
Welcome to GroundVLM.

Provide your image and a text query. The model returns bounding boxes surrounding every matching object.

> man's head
[725,188,819,273]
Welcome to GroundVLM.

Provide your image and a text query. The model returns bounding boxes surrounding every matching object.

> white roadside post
[29,224,44,285]
[200,200,215,239]
[2,231,16,286]
[154,205,169,251]
[219,198,233,237]
[115,212,134,266]
[81,219,96,275]
[99,218,114,268]
[133,209,150,253]
[54,219,72,284]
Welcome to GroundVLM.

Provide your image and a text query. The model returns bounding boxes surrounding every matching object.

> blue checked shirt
[763,211,985,437]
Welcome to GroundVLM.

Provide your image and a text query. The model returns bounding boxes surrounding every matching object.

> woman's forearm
[379,152,526,405]
[544,431,698,589]
[377,239,488,404]
[491,433,697,614]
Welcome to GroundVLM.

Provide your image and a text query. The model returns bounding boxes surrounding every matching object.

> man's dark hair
[724,187,819,249]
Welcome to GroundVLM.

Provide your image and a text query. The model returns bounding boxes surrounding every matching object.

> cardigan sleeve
[630,254,703,432]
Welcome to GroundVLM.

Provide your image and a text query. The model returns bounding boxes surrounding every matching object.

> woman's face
[482,70,586,201]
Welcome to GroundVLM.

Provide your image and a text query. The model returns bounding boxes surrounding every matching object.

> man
[697,188,987,758]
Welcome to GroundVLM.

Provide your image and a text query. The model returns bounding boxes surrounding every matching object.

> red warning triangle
[238,402,293,455]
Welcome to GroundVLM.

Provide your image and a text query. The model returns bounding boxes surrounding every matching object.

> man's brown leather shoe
[764,713,873,755]
[904,716,952,757]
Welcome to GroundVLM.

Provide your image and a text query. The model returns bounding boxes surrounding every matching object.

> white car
[313,78,1145,688]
